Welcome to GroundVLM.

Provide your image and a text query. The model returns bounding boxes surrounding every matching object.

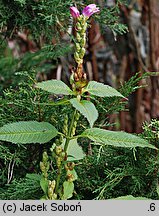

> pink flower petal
[82,4,100,18]
[70,6,80,18]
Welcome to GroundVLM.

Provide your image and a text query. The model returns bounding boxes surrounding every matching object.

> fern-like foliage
[0,0,72,40]
[0,174,42,200]
[96,0,128,35]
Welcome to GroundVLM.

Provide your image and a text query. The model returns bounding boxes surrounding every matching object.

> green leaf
[36,80,73,95]
[0,121,58,144]
[81,128,157,149]
[67,140,85,161]
[70,98,98,127]
[40,177,49,194]
[112,195,150,200]
[67,139,85,161]
[26,174,41,181]
[62,181,74,200]
[61,138,85,161]
[40,195,48,200]
[84,81,124,98]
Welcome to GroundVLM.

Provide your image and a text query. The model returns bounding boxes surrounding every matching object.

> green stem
[64,109,77,152]
[55,109,77,195]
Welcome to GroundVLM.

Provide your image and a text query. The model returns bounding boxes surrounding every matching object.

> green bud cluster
[74,15,87,66]
[53,145,66,168]
[48,180,57,200]
[65,162,75,171]
[40,151,50,179]
[55,134,63,146]
[62,114,68,135]
[65,162,76,182]
[71,15,88,94]
[70,112,80,137]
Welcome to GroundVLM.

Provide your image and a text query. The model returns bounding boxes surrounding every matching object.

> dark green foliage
[0,72,158,200]
[0,174,43,200]
[0,0,72,40]
[75,141,158,200]
[0,42,72,92]
[96,0,128,35]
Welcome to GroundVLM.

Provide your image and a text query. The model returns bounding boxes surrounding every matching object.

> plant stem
[64,109,77,152]
[55,109,77,195]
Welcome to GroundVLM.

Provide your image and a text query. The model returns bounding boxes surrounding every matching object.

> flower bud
[74,52,80,60]
[55,146,62,156]
[70,7,80,18]
[75,43,81,52]
[79,48,86,58]
[61,151,66,159]
[50,143,56,152]
[53,193,57,199]
[48,187,53,199]
[48,180,52,186]
[56,157,62,167]
[82,4,100,18]
[63,114,68,135]
[76,22,82,31]
[40,162,45,172]
[43,151,48,163]
[82,23,87,31]
[76,32,81,42]
[74,52,81,64]
[51,180,56,190]
[80,35,86,46]
[77,14,84,22]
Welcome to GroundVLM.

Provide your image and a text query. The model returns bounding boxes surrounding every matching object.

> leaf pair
[36,79,124,98]
[36,79,125,127]
[0,121,156,150]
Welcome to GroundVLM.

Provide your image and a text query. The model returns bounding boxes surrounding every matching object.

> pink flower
[70,6,80,18]
[82,4,100,18]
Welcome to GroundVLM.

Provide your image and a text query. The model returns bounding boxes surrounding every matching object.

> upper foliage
[0,0,127,42]
[0,0,72,40]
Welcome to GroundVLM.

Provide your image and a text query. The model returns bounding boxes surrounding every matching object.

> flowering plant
[0,4,156,200]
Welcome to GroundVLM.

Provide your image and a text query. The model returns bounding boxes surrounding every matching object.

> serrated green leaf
[84,81,124,98]
[81,128,157,149]
[40,177,49,194]
[112,195,150,200]
[62,181,74,200]
[61,138,85,161]
[36,80,73,95]
[70,98,98,127]
[0,121,58,144]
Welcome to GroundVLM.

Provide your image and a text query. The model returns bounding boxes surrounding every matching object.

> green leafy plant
[0,3,157,200]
